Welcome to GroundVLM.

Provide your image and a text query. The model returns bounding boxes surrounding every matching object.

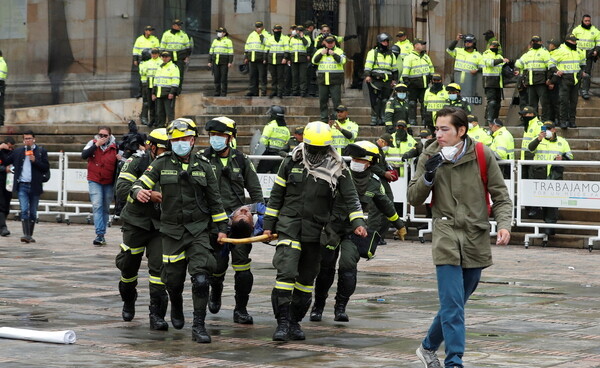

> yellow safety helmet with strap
[205,116,237,136]
[303,121,333,146]
[347,140,380,162]
[146,128,168,148]
[447,82,461,91]
[167,118,197,139]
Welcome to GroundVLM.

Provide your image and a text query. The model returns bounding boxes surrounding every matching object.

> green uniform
[515,48,554,120]
[570,24,600,93]
[550,44,586,127]
[203,147,264,319]
[265,34,290,97]
[394,39,413,73]
[289,34,312,95]
[331,119,359,154]
[387,132,418,176]
[364,47,398,124]
[520,117,543,160]
[209,36,234,96]
[312,47,347,121]
[423,85,448,130]
[132,34,160,62]
[0,56,6,126]
[245,29,270,96]
[264,150,365,327]
[402,50,434,124]
[153,60,180,127]
[384,96,409,132]
[115,151,167,324]
[280,137,302,154]
[444,97,473,114]
[481,49,506,122]
[313,170,404,318]
[131,151,228,317]
[139,57,161,126]
[368,145,395,237]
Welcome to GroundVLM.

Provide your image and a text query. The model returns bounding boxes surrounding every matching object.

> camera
[459,34,465,39]
[541,126,547,132]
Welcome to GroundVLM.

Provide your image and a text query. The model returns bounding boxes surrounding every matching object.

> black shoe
[378,239,387,246]
[93,235,106,246]
[560,121,569,129]
[0,227,9,237]
[269,92,277,98]
[245,92,256,97]
[288,321,305,340]
[191,311,211,343]
[582,91,590,100]
[233,309,254,324]
[569,121,577,128]
[149,312,169,331]
[169,292,185,330]
[309,305,323,322]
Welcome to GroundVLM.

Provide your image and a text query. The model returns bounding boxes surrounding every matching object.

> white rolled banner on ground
[0,327,76,344]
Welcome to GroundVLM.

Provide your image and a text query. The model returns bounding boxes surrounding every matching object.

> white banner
[520,179,600,209]
[64,169,89,192]
[256,174,276,198]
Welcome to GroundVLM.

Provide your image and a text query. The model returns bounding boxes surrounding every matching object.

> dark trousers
[248,61,267,95]
[559,79,579,126]
[527,84,550,121]
[269,63,286,96]
[0,81,5,126]
[283,63,292,95]
[580,53,595,92]
[155,96,175,128]
[318,84,342,120]
[291,63,308,95]
[130,63,141,98]
[407,87,426,124]
[213,64,229,96]
[547,81,560,123]
[140,84,155,125]
[484,87,502,122]
[307,64,318,96]
[174,59,186,88]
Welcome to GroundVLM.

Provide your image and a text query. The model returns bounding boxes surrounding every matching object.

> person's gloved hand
[385,125,395,134]
[401,153,410,162]
[424,153,444,182]
[278,150,289,158]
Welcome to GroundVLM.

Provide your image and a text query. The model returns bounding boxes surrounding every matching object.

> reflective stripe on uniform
[118,172,137,182]
[139,174,156,188]
[212,212,228,222]
[387,213,399,222]
[274,176,287,187]
[212,270,227,278]
[265,207,280,217]
[232,262,251,272]
[275,281,294,291]
[276,238,301,250]
[149,275,164,285]
[121,275,138,283]
[349,211,364,222]
[120,242,145,255]
[163,251,186,263]
[294,282,313,293]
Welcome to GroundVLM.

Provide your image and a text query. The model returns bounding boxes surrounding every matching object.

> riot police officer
[364,33,398,126]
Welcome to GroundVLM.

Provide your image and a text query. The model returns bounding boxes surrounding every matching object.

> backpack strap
[474,142,492,216]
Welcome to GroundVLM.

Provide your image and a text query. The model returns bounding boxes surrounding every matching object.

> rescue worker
[139,48,161,126]
[446,33,483,94]
[488,118,515,179]
[132,118,228,343]
[329,105,359,155]
[257,105,290,173]
[546,39,562,123]
[423,73,448,133]
[517,106,544,218]
[265,25,290,98]
[387,120,418,179]
[202,117,264,325]
[263,121,367,341]
[310,141,406,323]
[384,83,409,133]
[401,38,434,127]
[312,36,347,121]
[152,51,180,127]
[364,33,398,126]
[392,31,413,75]
[115,128,170,331]
[550,34,586,129]
[0,49,7,126]
[280,126,304,155]
[208,27,234,97]
[244,21,269,97]
[132,25,160,98]
[289,25,311,97]
[571,14,600,99]
[481,40,509,123]
[528,121,573,235]
[483,30,503,54]
[160,19,192,86]
[444,83,473,113]
[466,115,492,146]
[514,36,554,121]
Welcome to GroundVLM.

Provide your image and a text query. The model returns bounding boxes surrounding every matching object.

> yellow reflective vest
[331,119,359,154]
[571,25,600,51]
[551,44,586,84]
[401,50,434,88]
[245,30,270,62]
[515,48,554,85]
[160,30,192,61]
[481,49,506,88]
[490,126,514,160]
[209,37,233,65]
[520,117,543,160]
[312,47,346,85]
[0,56,6,81]
[289,35,311,63]
[260,120,291,150]
[468,125,492,146]
[132,34,160,57]
[139,57,161,87]
[386,133,417,177]
[153,61,180,96]
[446,47,483,83]
[394,39,413,71]
[265,34,290,65]
[531,136,573,176]
[423,86,448,118]
[364,48,397,82]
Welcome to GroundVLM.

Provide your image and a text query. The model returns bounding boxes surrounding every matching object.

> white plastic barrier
[517,160,600,250]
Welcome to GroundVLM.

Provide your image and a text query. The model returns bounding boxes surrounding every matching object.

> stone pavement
[1,222,600,367]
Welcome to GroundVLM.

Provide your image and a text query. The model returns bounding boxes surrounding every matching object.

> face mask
[532,43,542,49]
[440,141,463,162]
[381,146,389,152]
[397,130,408,141]
[291,30,297,36]
[545,130,553,139]
[210,135,228,152]
[490,48,499,54]
[217,32,224,38]
[397,92,407,99]
[520,116,534,125]
[566,42,577,50]
[582,22,592,30]
[350,160,367,173]
[430,82,442,92]
[322,32,330,38]
[421,138,428,145]
[274,31,282,36]
[448,93,458,101]
[172,140,192,156]
[468,123,474,130]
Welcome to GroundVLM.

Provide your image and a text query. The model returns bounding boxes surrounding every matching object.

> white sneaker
[416,344,442,368]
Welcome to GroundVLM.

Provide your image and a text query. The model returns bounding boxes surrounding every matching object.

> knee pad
[191,273,210,298]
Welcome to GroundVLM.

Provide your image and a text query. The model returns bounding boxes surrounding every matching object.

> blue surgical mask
[448,93,458,101]
[171,140,192,156]
[210,135,228,151]
[397,92,407,99]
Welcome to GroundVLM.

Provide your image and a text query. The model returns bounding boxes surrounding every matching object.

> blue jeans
[18,182,40,221]
[88,181,113,236]
[422,265,482,368]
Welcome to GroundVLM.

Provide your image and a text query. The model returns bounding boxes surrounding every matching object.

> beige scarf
[291,143,345,191]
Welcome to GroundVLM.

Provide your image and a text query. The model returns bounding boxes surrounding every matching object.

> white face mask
[440,141,463,162]
[545,130,553,139]
[381,146,389,152]
[421,138,428,145]
[448,93,458,101]
[468,123,474,130]
[350,160,367,173]
[217,32,224,38]
[397,92,407,99]
[291,30,297,36]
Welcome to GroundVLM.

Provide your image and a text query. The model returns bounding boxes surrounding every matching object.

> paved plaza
[1,222,600,367]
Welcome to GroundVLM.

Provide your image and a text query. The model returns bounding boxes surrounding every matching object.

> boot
[333,297,350,322]
[334,270,357,322]
[149,291,169,331]
[208,276,224,314]
[271,289,291,341]
[118,281,137,321]
[191,310,211,343]
[20,220,30,243]
[29,220,36,243]
[310,265,335,322]
[168,289,185,329]
[0,213,9,237]
[309,299,325,322]
[289,290,311,340]
[233,270,254,324]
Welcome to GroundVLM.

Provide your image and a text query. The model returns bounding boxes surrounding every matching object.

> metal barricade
[516,160,600,251]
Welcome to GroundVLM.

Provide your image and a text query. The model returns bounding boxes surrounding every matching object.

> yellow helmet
[447,83,461,92]
[146,128,168,148]
[167,118,197,139]
[205,116,237,136]
[303,121,333,146]
[348,140,379,162]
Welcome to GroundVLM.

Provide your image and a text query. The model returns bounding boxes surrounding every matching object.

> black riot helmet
[141,48,152,61]
[268,105,285,119]
[463,34,476,43]
[377,33,391,44]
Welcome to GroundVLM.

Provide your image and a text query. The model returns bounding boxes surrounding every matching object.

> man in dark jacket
[6,131,49,243]
[0,136,15,236]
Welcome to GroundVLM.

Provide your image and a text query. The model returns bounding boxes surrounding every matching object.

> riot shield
[249,129,265,155]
